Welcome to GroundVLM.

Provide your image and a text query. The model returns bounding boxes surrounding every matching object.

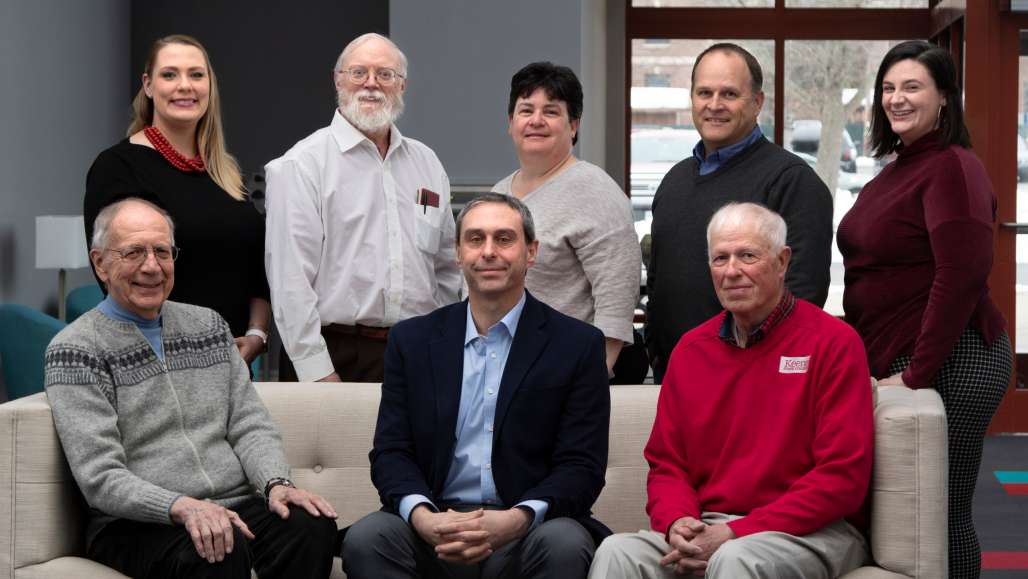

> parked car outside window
[630,128,702,218]
[790,119,858,173]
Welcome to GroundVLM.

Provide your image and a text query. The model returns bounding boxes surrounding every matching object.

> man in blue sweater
[645,42,833,383]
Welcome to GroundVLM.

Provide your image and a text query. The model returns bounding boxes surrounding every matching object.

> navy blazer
[369,291,612,543]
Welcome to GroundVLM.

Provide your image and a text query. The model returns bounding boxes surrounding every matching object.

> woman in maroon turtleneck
[838,40,1011,579]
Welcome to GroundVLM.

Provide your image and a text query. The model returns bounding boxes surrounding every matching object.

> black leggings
[888,328,1012,579]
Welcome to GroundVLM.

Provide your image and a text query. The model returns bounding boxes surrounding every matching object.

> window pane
[632,0,772,6]
[786,0,927,6]
[784,40,900,316]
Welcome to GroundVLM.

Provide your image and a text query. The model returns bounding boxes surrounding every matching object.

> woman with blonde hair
[85,34,270,363]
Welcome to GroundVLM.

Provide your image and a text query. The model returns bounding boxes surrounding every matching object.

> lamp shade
[35,215,91,270]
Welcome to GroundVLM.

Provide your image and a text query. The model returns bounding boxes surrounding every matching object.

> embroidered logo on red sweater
[779,356,810,374]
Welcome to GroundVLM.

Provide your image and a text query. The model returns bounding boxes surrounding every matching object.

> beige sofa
[0,383,946,578]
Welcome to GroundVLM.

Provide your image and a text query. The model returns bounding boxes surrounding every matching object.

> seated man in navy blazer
[342,193,611,579]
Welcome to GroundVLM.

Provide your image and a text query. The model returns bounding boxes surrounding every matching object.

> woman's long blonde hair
[128,34,246,200]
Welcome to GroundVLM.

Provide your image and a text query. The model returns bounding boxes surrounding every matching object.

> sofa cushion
[254,382,380,530]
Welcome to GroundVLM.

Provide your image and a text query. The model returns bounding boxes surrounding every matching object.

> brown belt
[325,323,391,341]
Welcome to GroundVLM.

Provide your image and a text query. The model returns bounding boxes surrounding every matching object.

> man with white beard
[265,33,460,383]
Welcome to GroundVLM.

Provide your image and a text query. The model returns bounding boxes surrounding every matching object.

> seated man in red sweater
[589,202,873,579]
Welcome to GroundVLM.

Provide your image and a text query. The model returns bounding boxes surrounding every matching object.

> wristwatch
[264,477,295,507]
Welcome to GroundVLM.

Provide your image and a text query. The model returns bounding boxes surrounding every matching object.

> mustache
[354,88,386,101]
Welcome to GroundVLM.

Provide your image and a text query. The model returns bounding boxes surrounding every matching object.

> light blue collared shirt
[694,125,764,176]
[399,292,549,528]
[97,296,164,360]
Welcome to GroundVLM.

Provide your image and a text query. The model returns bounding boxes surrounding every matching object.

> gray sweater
[44,301,290,545]
[494,161,641,344]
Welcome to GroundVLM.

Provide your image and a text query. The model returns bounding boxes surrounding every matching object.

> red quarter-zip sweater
[645,300,873,538]
[838,131,1005,388]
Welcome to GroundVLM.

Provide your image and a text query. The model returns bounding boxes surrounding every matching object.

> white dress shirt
[265,111,461,381]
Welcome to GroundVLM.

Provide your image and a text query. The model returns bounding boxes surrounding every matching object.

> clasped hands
[410,505,532,565]
[169,486,337,564]
[660,517,735,576]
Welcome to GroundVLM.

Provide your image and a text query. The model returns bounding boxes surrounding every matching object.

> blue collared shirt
[399,292,548,528]
[694,125,764,176]
[97,296,164,360]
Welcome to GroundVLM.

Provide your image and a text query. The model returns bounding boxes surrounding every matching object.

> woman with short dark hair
[839,40,1011,579]
[493,62,643,382]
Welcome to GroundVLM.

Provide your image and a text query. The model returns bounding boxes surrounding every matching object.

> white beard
[338,88,405,135]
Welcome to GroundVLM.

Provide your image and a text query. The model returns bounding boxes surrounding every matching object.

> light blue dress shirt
[693,125,764,176]
[98,296,164,360]
[399,292,548,528]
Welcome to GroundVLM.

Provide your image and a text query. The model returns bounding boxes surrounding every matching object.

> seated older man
[44,198,338,579]
[590,202,873,579]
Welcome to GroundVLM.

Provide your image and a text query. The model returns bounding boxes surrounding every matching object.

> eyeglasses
[104,244,180,265]
[338,66,404,86]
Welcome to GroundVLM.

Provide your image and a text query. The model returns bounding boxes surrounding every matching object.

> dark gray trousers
[89,499,338,579]
[342,511,595,579]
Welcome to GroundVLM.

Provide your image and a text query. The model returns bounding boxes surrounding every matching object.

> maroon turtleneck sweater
[837,131,1006,388]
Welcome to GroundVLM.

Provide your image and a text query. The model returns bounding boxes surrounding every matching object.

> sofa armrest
[0,393,87,578]
[869,385,948,579]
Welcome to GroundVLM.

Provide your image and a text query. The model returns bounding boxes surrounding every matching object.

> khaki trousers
[588,513,868,579]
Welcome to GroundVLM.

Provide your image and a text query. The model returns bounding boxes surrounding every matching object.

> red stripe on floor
[1003,483,1028,495]
[982,552,1028,569]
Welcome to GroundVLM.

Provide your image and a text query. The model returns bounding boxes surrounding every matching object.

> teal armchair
[0,304,65,400]
[66,283,104,323]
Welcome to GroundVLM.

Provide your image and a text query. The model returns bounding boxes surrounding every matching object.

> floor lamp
[35,215,90,321]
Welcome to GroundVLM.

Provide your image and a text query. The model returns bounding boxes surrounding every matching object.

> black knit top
[84,139,269,338]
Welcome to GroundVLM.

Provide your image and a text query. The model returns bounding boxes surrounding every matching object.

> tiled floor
[976,436,1028,578]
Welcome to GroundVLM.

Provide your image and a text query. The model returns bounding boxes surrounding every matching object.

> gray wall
[0,0,130,313]
[390,0,625,187]
[131,1,389,175]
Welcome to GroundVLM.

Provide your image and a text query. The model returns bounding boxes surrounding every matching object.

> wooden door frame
[950,0,1028,432]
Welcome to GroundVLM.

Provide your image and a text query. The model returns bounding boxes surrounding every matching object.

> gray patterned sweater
[44,301,290,546]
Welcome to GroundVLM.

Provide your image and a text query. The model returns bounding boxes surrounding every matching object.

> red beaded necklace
[143,125,206,173]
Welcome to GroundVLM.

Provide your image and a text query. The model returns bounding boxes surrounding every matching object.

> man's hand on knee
[268,485,338,520]
[411,508,492,564]
[170,496,254,564]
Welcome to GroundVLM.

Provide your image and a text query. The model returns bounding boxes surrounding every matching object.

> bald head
[91,198,175,250]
